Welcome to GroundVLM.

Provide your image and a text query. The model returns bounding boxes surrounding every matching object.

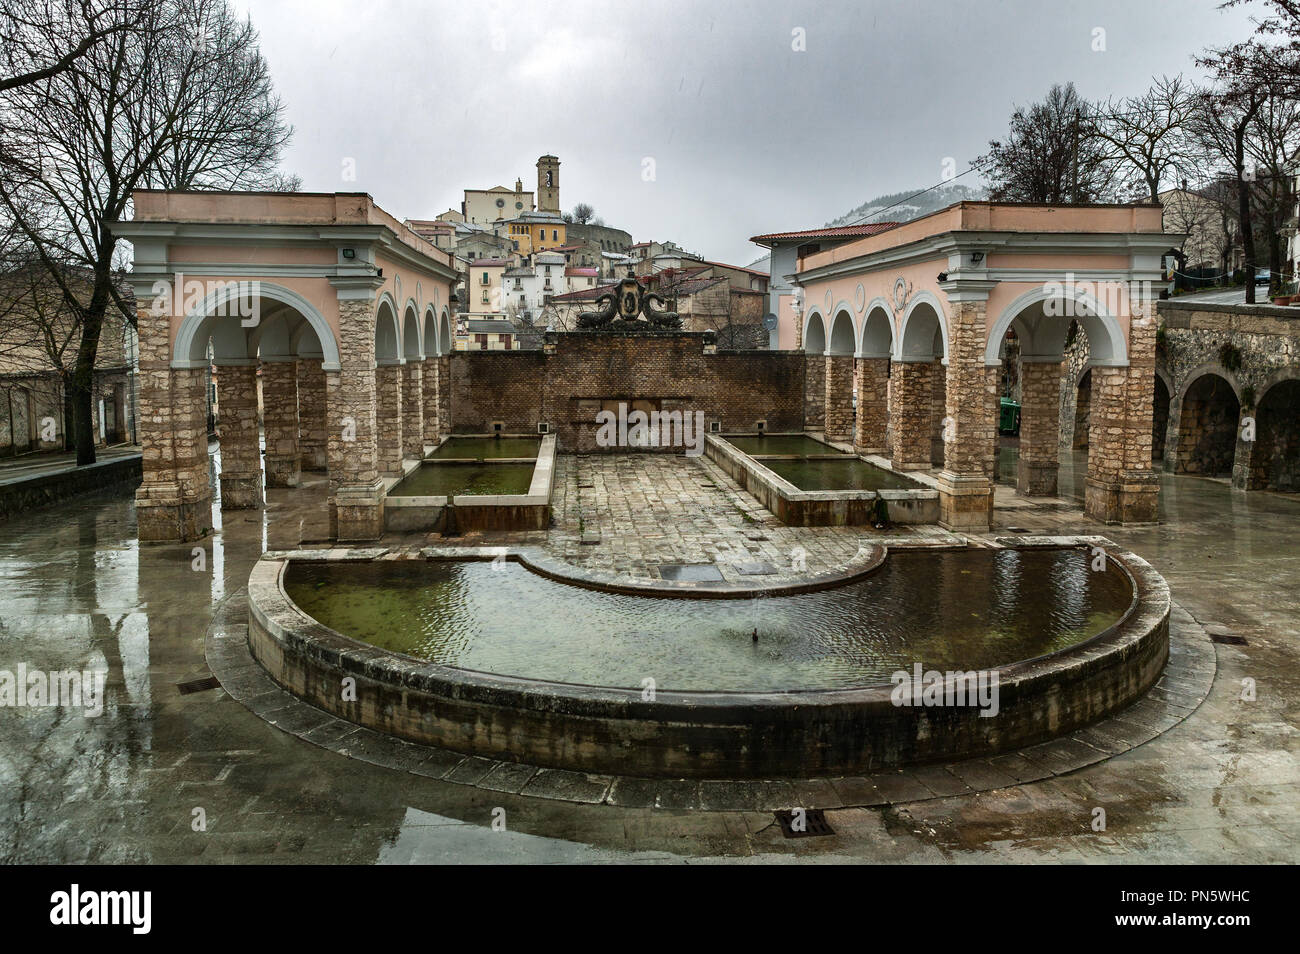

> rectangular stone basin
[383,433,556,532]
[706,433,939,526]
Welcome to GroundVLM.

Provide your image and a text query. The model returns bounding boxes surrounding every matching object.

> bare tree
[1094,75,1197,203]
[570,203,595,225]
[0,0,140,93]
[976,83,1117,204]
[1244,91,1300,291]
[0,0,294,464]
[1192,1,1300,301]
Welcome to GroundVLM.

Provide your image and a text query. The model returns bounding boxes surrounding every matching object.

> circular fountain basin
[246,542,1170,778]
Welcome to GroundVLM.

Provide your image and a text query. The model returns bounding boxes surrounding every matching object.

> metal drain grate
[1209,633,1248,646]
[177,675,221,695]
[774,808,835,838]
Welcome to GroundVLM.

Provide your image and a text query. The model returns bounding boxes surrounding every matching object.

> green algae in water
[427,437,540,460]
[284,548,1133,692]
[389,462,535,497]
[725,434,845,456]
[761,457,920,491]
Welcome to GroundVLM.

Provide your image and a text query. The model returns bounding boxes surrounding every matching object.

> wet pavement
[0,448,1297,863]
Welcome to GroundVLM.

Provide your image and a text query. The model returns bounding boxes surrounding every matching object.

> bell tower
[536,155,560,213]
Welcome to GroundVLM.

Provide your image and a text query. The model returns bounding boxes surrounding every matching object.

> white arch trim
[986,286,1129,368]
[827,302,857,355]
[423,304,438,358]
[858,298,895,357]
[402,297,423,358]
[439,307,453,356]
[895,290,949,364]
[803,308,827,354]
[173,281,340,371]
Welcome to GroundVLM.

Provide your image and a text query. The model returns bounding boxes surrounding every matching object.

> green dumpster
[998,397,1021,435]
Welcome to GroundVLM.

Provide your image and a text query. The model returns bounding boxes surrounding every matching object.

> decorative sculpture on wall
[578,270,682,331]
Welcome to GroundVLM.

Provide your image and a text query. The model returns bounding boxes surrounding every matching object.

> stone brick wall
[449,332,804,450]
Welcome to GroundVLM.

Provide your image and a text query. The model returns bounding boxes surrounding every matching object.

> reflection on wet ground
[0,449,1296,863]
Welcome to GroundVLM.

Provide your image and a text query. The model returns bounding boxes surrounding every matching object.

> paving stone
[476,760,539,794]
[521,769,613,804]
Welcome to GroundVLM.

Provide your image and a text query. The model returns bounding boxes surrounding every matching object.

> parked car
[1256,269,1271,285]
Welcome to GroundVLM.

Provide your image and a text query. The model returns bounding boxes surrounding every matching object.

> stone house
[0,265,137,456]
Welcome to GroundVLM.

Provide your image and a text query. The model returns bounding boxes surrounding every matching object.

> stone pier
[1018,360,1063,496]
[296,358,328,472]
[260,360,301,488]
[401,362,423,461]
[889,361,934,471]
[823,355,855,443]
[215,364,262,508]
[375,363,405,477]
[854,357,889,454]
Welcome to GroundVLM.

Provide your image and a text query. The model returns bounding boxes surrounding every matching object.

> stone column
[401,362,423,460]
[375,362,404,476]
[260,359,300,487]
[1017,360,1063,496]
[1085,298,1160,524]
[215,363,262,508]
[854,357,889,454]
[438,354,452,436]
[328,295,384,541]
[296,358,328,472]
[823,355,855,443]
[935,292,997,532]
[804,353,826,431]
[930,358,948,468]
[889,361,934,471]
[422,356,440,446]
[134,299,213,543]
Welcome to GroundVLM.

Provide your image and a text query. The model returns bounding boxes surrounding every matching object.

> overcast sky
[233,0,1259,267]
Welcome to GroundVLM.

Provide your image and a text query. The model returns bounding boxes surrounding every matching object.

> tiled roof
[749,222,901,244]
[565,266,598,277]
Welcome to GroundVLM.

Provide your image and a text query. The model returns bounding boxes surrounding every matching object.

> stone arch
[896,292,948,363]
[402,302,422,360]
[1175,371,1240,477]
[860,301,894,358]
[803,310,827,354]
[986,286,1128,368]
[173,281,340,371]
[1176,360,1242,406]
[1249,373,1300,491]
[375,297,401,364]
[828,308,856,355]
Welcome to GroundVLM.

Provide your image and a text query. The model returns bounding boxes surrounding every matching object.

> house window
[481,272,488,284]
[544,265,551,274]
[552,229,558,240]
